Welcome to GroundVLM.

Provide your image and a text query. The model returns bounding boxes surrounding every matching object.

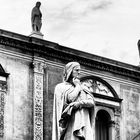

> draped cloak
[52,62,95,140]
[52,82,95,140]
[31,6,42,31]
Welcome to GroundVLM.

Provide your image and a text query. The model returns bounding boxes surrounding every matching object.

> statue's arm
[67,84,81,103]
[79,98,95,108]
[72,93,95,109]
[40,12,42,18]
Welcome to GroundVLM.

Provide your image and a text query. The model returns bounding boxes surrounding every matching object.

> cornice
[0,29,140,81]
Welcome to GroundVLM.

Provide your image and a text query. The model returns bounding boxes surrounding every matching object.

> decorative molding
[33,61,46,74]
[0,82,6,137]
[81,75,120,98]
[0,34,139,81]
[33,61,45,140]
[0,82,7,92]
[114,108,121,117]
[115,117,121,140]
[114,108,121,140]
[0,91,5,137]
[81,79,114,97]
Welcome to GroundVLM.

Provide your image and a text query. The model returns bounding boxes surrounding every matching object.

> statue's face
[72,65,81,79]
[36,2,41,8]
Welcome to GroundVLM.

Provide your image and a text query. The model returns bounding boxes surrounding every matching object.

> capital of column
[0,82,7,92]
[32,61,46,74]
[114,107,121,117]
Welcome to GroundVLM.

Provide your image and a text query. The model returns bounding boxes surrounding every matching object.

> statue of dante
[31,1,42,32]
[52,62,95,140]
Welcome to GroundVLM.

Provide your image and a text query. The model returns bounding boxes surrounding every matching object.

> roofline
[0,29,139,80]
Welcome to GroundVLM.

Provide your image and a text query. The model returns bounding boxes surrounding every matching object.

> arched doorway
[80,75,122,140]
[95,110,111,140]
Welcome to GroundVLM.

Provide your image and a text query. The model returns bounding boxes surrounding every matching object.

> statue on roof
[31,1,42,32]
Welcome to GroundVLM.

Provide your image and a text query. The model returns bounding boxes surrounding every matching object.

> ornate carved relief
[33,61,45,74]
[114,108,121,140]
[0,34,140,80]
[81,79,113,97]
[0,83,7,92]
[33,61,45,140]
[96,81,113,97]
[0,82,6,137]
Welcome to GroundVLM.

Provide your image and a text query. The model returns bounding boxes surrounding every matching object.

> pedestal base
[29,31,44,39]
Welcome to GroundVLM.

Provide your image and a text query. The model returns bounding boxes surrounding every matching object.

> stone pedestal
[29,31,44,39]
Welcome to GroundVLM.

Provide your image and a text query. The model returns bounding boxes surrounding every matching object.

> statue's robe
[52,82,95,140]
[31,6,42,31]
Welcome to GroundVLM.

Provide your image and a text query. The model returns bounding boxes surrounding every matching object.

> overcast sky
[0,0,140,66]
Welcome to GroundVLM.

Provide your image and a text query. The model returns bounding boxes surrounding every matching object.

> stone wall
[0,51,33,140]
[0,29,139,140]
[43,63,63,140]
[1,53,140,140]
[120,84,140,140]
[42,62,140,140]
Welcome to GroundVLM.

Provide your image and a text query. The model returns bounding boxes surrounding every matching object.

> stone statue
[31,2,42,32]
[138,40,140,63]
[52,62,95,140]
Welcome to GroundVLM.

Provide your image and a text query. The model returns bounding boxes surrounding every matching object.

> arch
[95,109,113,140]
[80,75,121,140]
[96,109,111,122]
[80,75,119,98]
[95,106,114,121]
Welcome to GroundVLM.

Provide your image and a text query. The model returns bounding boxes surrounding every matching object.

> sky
[0,0,140,66]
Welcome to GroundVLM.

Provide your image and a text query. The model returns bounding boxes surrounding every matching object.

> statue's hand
[73,78,81,86]
[68,102,81,109]
[73,102,81,109]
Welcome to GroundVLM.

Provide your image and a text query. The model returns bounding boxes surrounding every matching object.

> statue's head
[63,62,81,82]
[36,1,41,8]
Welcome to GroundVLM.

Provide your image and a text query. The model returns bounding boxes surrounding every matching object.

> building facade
[0,29,140,140]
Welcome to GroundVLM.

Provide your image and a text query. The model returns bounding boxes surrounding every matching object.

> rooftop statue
[31,2,42,32]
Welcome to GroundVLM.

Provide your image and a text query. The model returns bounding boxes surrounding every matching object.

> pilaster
[0,81,7,138]
[33,61,45,140]
[114,108,121,140]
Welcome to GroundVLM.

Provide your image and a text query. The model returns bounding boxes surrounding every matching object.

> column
[33,61,45,140]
